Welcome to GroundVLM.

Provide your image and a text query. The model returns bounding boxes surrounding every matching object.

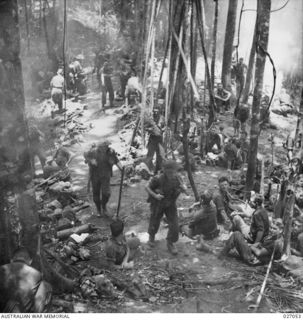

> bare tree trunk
[183,116,199,201]
[195,0,216,127]
[200,119,206,158]
[221,0,238,89]
[169,0,186,128]
[190,0,198,112]
[42,0,58,72]
[210,0,218,90]
[245,0,271,194]
[0,0,31,264]
[282,190,295,256]
[242,21,257,104]
[294,87,303,145]
[24,0,30,51]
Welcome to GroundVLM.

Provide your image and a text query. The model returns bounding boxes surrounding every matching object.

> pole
[63,0,67,126]
[116,167,125,218]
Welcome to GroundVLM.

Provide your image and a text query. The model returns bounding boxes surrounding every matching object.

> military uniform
[147,173,182,244]
[50,73,64,110]
[146,124,164,174]
[28,125,46,169]
[188,202,218,239]
[232,61,247,98]
[86,143,119,214]
[101,61,114,108]
[213,189,232,224]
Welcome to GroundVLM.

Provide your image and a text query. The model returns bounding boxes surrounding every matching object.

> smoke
[237,0,303,89]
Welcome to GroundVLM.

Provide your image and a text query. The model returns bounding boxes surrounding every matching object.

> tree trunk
[294,87,303,146]
[182,116,199,201]
[221,0,238,89]
[42,0,58,72]
[0,0,31,264]
[245,0,271,194]
[200,119,206,158]
[190,0,198,112]
[282,190,295,256]
[195,0,216,127]
[24,0,30,51]
[210,0,218,90]
[169,0,186,127]
[242,20,257,104]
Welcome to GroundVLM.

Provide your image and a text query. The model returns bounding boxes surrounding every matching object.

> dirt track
[50,91,273,313]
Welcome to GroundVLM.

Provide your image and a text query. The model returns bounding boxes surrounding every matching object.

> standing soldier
[84,141,123,216]
[50,68,64,112]
[232,58,247,98]
[145,160,188,255]
[145,119,165,175]
[119,58,131,100]
[93,49,105,89]
[28,124,46,170]
[101,54,115,109]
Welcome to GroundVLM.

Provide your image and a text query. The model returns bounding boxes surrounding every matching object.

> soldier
[101,54,115,109]
[220,219,284,265]
[105,219,140,269]
[119,56,132,100]
[0,248,52,312]
[214,83,231,113]
[145,160,188,255]
[84,141,123,216]
[180,190,219,240]
[50,68,64,112]
[232,57,247,98]
[43,144,73,179]
[28,124,46,170]
[145,119,165,175]
[93,49,105,89]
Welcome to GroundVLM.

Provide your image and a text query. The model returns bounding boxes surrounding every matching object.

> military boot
[148,234,155,247]
[167,241,178,255]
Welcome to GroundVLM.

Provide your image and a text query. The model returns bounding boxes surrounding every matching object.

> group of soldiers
[49,50,140,114]
[3,49,301,312]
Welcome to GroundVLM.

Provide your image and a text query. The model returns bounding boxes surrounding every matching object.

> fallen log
[56,224,91,240]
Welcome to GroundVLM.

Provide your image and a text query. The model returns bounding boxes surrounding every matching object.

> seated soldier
[43,144,74,179]
[0,248,52,313]
[216,138,241,170]
[231,194,269,243]
[220,218,284,265]
[105,219,140,269]
[213,176,245,228]
[181,190,219,240]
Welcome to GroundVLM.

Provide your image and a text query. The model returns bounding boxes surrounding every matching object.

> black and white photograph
[0,0,303,314]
